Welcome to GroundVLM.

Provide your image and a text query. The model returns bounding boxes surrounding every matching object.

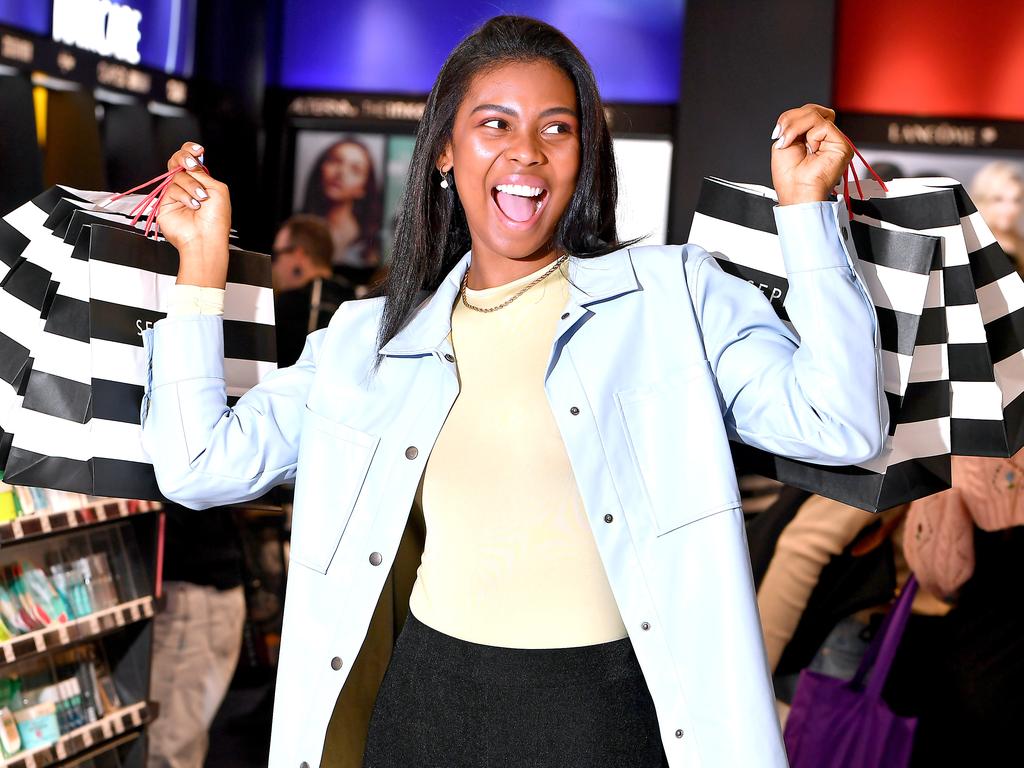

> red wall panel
[835,0,1024,120]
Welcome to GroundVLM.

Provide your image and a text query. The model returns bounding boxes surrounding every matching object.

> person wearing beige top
[151,13,870,766]
[408,260,627,647]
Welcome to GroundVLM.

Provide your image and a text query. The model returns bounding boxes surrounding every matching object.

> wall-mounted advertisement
[0,0,196,77]
[291,130,417,271]
[51,0,197,77]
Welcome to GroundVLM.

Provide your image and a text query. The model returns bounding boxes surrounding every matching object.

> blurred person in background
[971,161,1024,265]
[885,453,1024,766]
[148,506,246,768]
[272,214,355,367]
[302,137,383,280]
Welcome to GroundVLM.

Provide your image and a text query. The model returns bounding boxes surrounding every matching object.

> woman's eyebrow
[469,103,577,118]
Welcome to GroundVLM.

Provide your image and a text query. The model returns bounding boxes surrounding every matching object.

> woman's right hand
[158,141,232,288]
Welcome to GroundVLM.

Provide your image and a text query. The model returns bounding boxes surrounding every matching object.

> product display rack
[0,501,161,547]
[1,597,156,666]
[0,490,162,768]
[2,701,154,768]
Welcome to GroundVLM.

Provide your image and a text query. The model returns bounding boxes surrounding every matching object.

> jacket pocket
[616,360,740,535]
[290,406,380,574]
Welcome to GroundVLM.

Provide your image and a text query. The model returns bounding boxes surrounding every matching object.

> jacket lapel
[378,247,643,358]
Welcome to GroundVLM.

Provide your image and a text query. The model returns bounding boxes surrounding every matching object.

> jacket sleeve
[140,314,324,509]
[688,199,887,465]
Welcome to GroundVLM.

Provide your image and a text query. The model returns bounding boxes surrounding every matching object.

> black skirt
[362,610,668,768]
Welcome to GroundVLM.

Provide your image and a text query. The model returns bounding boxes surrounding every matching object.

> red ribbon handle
[107,163,207,239]
[836,130,889,219]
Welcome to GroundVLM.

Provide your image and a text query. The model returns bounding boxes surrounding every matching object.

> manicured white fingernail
[771,124,782,140]
[185,156,197,169]
[191,144,203,152]
[198,153,204,165]
[195,187,208,200]
[190,198,200,208]
[774,135,785,149]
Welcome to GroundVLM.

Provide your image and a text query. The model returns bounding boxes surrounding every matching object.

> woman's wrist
[176,242,229,288]
[776,186,830,207]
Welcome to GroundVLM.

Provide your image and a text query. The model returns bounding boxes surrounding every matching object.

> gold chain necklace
[460,253,569,313]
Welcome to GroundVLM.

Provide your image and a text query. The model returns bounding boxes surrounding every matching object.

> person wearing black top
[271,214,356,366]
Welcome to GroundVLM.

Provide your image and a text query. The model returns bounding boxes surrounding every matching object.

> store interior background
[4,0,1021,257]
[0,0,1022,766]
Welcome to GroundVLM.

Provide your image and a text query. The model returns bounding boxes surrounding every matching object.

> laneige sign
[51,0,142,65]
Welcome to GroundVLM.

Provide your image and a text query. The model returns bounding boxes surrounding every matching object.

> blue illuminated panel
[272,0,684,103]
[1,0,196,76]
[0,1,51,35]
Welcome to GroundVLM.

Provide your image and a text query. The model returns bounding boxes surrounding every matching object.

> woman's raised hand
[770,104,854,207]
[158,141,232,288]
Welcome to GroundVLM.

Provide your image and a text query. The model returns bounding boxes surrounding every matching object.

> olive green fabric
[321,503,426,767]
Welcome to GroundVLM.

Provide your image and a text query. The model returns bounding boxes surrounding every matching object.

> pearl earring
[439,168,450,189]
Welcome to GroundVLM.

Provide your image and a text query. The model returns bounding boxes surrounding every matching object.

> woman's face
[981,181,1023,234]
[441,59,581,263]
[320,142,371,203]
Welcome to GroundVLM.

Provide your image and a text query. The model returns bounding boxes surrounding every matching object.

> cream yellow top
[407,259,627,648]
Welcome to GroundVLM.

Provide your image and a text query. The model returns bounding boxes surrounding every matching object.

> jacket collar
[379,247,641,356]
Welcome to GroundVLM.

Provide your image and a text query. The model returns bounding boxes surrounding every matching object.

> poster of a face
[856,148,1024,254]
[292,132,387,271]
[381,135,416,263]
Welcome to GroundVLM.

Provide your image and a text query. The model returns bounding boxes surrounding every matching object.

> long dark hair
[303,137,382,262]
[377,15,631,352]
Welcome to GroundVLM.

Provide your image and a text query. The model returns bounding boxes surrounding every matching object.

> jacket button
[369,552,383,566]
[675,729,684,739]
[444,353,455,362]
[569,406,580,415]
[561,312,570,320]
[603,513,613,523]
[300,763,310,768]
[641,621,651,631]
[405,446,419,460]
[331,656,343,670]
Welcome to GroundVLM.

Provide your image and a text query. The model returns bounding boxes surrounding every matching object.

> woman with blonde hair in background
[970,161,1024,265]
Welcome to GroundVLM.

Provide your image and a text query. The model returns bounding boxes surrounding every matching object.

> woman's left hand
[770,104,854,206]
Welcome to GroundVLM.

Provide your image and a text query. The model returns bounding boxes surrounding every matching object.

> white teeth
[495,184,544,198]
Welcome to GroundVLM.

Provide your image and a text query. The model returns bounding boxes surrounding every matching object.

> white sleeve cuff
[167,284,226,316]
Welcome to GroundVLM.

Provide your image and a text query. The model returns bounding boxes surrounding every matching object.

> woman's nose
[506,131,544,166]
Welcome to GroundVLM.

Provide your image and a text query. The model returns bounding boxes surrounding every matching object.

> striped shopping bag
[850,178,1024,458]
[689,177,949,512]
[0,187,109,466]
[0,187,157,408]
[4,221,275,500]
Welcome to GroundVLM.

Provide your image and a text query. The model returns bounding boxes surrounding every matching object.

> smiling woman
[377,18,629,353]
[145,14,884,768]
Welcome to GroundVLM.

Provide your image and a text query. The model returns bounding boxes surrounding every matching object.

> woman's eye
[543,123,571,135]
[482,119,507,130]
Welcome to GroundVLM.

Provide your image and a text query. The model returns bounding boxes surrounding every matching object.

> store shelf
[0,596,155,664]
[0,500,161,546]
[1,700,153,768]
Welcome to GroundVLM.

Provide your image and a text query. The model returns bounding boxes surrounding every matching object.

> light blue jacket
[141,199,885,768]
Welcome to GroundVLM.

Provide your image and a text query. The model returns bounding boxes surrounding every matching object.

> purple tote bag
[783,575,919,768]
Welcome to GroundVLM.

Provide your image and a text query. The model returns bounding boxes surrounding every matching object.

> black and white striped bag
[850,178,1024,458]
[689,177,949,512]
[1,190,275,500]
[0,187,115,464]
[4,208,174,494]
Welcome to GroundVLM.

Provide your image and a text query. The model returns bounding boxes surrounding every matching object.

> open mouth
[491,183,549,226]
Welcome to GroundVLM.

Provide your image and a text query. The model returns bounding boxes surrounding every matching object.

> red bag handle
[837,131,889,219]
[107,162,208,239]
